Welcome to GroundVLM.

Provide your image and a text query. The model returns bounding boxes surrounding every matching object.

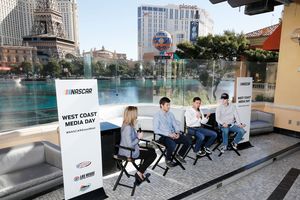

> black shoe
[175,154,187,164]
[166,160,176,168]
[135,173,144,186]
[144,173,151,183]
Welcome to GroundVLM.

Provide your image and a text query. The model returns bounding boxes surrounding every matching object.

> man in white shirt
[185,97,217,156]
[216,93,246,153]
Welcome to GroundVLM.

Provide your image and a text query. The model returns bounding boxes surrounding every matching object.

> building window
[170,9,173,19]
[175,9,178,19]
[180,10,184,19]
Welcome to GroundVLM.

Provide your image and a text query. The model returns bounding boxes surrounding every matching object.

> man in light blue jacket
[153,97,191,168]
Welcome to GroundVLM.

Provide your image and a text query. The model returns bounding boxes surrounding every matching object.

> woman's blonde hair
[123,106,138,127]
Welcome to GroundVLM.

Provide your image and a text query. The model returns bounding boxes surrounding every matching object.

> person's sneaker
[175,155,187,164]
[231,142,238,150]
[166,160,176,168]
[220,145,227,153]
[204,147,212,154]
[196,150,206,157]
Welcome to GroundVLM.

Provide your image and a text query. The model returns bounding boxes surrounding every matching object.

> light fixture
[291,28,300,45]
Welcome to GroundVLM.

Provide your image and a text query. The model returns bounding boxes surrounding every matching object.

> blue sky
[77,0,283,60]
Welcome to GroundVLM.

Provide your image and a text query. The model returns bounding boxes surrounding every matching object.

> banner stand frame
[237,141,254,150]
[67,188,107,200]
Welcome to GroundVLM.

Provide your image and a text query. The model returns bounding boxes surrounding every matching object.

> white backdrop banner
[55,80,103,200]
[236,77,253,143]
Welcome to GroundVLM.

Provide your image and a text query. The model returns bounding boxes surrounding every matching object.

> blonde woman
[118,106,157,185]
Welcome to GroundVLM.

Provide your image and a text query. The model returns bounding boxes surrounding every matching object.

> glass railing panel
[0,57,278,132]
[246,61,277,102]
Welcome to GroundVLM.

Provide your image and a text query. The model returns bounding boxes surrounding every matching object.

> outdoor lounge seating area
[1,0,300,199]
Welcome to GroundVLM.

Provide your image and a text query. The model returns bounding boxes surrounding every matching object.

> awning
[263,23,282,51]
[0,66,12,71]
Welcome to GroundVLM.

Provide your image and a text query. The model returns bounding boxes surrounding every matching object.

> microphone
[138,124,142,133]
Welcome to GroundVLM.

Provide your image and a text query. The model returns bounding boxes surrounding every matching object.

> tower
[31,0,65,37]
[23,0,77,62]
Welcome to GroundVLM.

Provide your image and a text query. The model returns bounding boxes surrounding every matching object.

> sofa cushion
[137,116,153,131]
[250,120,273,130]
[0,163,62,198]
[251,111,258,121]
[0,142,45,175]
[137,105,160,117]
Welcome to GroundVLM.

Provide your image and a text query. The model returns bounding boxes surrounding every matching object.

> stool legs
[113,159,141,196]
[152,143,185,176]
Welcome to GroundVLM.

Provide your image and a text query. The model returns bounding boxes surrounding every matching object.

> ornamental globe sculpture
[152,30,172,53]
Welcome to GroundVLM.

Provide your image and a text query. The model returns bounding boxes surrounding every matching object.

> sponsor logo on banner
[65,88,93,95]
[74,171,95,182]
[76,161,92,169]
[80,184,91,192]
[240,82,250,86]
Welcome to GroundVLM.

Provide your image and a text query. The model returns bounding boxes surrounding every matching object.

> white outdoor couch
[0,141,62,200]
[98,103,186,132]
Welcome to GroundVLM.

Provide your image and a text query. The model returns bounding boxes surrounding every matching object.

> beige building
[83,46,127,63]
[0,45,38,67]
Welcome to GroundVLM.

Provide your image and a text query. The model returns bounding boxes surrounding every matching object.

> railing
[253,83,276,90]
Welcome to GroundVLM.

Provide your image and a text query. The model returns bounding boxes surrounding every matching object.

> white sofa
[98,103,186,132]
[0,141,62,200]
[250,110,274,135]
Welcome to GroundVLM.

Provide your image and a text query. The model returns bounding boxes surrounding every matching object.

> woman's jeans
[220,125,245,146]
[188,127,217,153]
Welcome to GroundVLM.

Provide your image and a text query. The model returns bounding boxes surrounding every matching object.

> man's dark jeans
[160,134,191,160]
[188,127,217,152]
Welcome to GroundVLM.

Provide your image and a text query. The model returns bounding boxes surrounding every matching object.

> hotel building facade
[138,4,214,61]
